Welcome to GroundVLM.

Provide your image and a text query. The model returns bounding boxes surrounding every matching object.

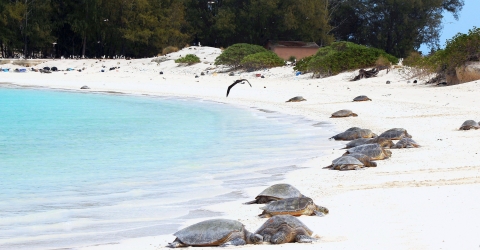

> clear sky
[419,0,479,54]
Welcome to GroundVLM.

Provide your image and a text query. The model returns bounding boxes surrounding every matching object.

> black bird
[226,79,251,97]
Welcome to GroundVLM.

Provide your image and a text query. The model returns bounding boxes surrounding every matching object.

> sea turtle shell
[286,96,306,102]
[330,109,358,118]
[379,128,412,140]
[353,95,372,102]
[330,128,377,141]
[244,184,304,204]
[169,219,261,247]
[329,153,377,168]
[459,120,480,130]
[342,138,371,149]
[367,137,395,148]
[344,143,392,160]
[255,215,316,244]
[393,138,420,148]
[259,197,329,218]
[331,156,364,171]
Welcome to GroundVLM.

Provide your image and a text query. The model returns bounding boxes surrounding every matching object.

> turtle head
[246,232,263,244]
[316,205,330,215]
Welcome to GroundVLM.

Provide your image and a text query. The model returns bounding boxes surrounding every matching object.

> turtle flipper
[295,234,317,243]
[167,238,186,248]
[220,238,246,247]
[243,199,258,205]
[271,231,287,244]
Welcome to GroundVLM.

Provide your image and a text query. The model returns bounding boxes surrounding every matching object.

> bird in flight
[226,79,252,97]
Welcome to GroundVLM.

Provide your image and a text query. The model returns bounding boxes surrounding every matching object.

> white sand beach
[2,46,480,250]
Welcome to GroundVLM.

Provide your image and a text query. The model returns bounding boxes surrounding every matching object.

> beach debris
[392,138,421,148]
[379,128,412,140]
[258,197,329,218]
[195,75,199,78]
[386,80,391,84]
[39,69,51,73]
[330,109,358,118]
[229,72,235,76]
[413,80,418,83]
[51,66,58,71]
[168,219,262,248]
[80,85,90,90]
[244,183,304,205]
[351,68,379,81]
[459,120,480,130]
[286,96,306,102]
[330,127,377,141]
[344,143,392,160]
[353,95,372,102]
[255,215,317,244]
[226,79,251,97]
[160,71,163,74]
[329,155,365,170]
[327,153,377,169]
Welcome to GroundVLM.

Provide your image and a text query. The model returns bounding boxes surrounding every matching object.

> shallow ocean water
[0,86,337,249]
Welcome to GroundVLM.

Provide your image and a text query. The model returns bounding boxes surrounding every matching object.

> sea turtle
[392,138,421,148]
[330,109,358,118]
[459,120,480,130]
[344,143,392,160]
[342,138,371,149]
[330,128,377,141]
[168,219,263,248]
[286,96,306,102]
[326,153,377,169]
[255,215,317,244]
[244,184,304,205]
[353,95,372,102]
[258,197,329,218]
[378,128,412,140]
[367,137,395,148]
[80,85,90,89]
[330,156,365,171]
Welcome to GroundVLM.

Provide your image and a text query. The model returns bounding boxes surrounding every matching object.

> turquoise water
[0,86,337,249]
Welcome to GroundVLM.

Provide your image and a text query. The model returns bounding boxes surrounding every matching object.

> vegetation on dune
[174,54,201,65]
[294,42,398,77]
[240,51,285,70]
[214,43,268,69]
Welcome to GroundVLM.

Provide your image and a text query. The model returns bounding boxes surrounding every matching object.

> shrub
[175,54,201,65]
[305,41,398,77]
[162,46,179,55]
[214,43,268,69]
[287,56,296,62]
[293,55,313,73]
[240,51,285,70]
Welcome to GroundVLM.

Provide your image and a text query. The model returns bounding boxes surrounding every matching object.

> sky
[419,0,479,54]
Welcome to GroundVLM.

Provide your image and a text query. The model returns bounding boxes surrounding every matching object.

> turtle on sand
[168,219,263,248]
[330,156,365,170]
[286,96,306,102]
[342,138,371,149]
[330,109,358,118]
[330,128,377,141]
[392,138,420,148]
[344,143,392,160]
[353,95,372,102]
[326,153,377,169]
[255,215,317,244]
[258,197,329,218]
[379,128,412,140]
[367,137,395,148]
[459,120,480,130]
[244,184,304,205]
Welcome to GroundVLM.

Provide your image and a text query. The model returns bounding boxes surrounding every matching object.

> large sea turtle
[459,120,480,130]
[330,128,377,141]
[330,155,364,170]
[392,138,420,148]
[344,143,391,160]
[258,197,329,218]
[330,109,358,118]
[353,95,372,102]
[367,137,395,148]
[286,96,306,102]
[378,128,412,140]
[244,184,304,205]
[168,219,263,248]
[327,153,377,169]
[342,138,371,149]
[255,215,317,244]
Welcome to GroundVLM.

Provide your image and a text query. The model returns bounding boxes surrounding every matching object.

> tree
[329,0,464,58]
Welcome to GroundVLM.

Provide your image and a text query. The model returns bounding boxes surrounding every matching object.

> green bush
[240,51,285,70]
[175,54,201,65]
[214,43,268,69]
[305,41,398,76]
[293,55,313,73]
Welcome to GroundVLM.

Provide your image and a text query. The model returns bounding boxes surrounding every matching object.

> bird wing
[226,82,238,97]
[244,79,252,87]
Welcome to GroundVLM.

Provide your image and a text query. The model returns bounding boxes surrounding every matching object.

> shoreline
[2,47,480,249]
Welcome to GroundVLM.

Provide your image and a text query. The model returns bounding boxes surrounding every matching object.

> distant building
[266,41,320,60]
